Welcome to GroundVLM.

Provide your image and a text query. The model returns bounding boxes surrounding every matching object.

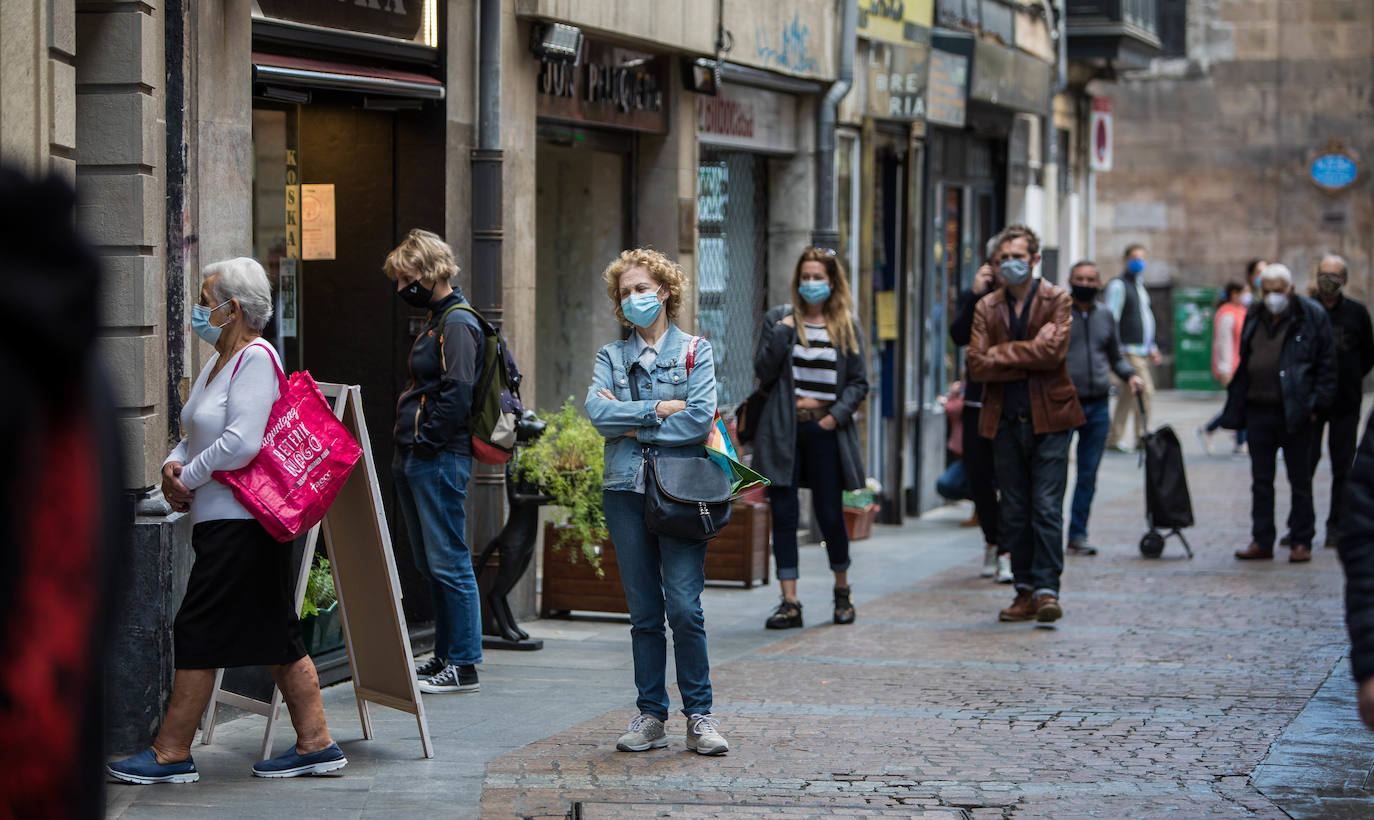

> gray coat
[750,304,869,490]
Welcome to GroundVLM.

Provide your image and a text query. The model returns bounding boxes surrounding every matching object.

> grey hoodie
[1068,301,1135,401]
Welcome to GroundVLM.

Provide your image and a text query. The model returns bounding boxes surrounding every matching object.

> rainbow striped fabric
[705,411,769,498]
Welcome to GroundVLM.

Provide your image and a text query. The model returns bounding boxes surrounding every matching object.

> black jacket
[1338,413,1374,682]
[1067,302,1135,401]
[950,287,994,403]
[394,289,484,457]
[1321,295,1374,411]
[1220,296,1336,434]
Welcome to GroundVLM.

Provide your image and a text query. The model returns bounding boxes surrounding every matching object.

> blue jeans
[603,490,712,721]
[993,418,1070,597]
[768,420,852,581]
[936,459,971,501]
[1068,398,1110,545]
[394,450,482,667]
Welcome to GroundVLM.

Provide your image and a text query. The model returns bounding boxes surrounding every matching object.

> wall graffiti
[755,12,818,74]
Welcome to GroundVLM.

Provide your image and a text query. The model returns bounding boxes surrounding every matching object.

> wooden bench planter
[705,500,771,588]
[539,524,628,618]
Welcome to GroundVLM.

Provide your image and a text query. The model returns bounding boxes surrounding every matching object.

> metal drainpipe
[812,0,858,249]
[1043,0,1067,256]
[469,0,505,623]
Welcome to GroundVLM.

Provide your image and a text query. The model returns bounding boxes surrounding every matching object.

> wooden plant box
[540,523,628,617]
[705,500,771,588]
[843,504,879,541]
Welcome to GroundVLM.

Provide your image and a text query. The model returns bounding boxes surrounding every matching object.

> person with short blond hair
[385,228,488,694]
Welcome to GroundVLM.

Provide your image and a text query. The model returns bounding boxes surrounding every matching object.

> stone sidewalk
[106,393,1374,819]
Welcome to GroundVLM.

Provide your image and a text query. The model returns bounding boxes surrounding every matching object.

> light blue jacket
[585,323,718,491]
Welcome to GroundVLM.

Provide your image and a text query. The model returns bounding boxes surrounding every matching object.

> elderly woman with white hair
[1220,262,1337,564]
[108,258,345,785]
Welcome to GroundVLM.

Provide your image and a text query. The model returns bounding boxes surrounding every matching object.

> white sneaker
[616,714,667,752]
[686,713,729,755]
[995,554,1013,584]
[1195,425,1213,456]
[981,545,998,577]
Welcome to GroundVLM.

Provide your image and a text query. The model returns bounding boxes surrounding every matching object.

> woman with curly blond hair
[584,248,729,756]
[753,247,869,630]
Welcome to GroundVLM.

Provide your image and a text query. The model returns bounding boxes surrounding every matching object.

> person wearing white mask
[586,248,729,756]
[1220,263,1336,563]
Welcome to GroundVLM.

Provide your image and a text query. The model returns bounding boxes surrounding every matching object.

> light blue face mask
[798,281,831,305]
[999,258,1031,286]
[621,291,664,328]
[191,300,231,344]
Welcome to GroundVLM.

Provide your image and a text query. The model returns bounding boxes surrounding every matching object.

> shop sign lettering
[536,41,668,133]
[695,85,797,154]
[858,0,934,45]
[864,40,929,122]
[697,97,755,139]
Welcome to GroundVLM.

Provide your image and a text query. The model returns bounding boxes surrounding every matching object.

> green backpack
[438,302,525,465]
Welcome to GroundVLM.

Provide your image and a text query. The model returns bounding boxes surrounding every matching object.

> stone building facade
[1093,0,1374,299]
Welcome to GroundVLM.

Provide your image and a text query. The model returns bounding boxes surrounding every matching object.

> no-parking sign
[1090,97,1112,171]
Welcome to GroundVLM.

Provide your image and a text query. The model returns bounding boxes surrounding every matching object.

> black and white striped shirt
[792,322,838,401]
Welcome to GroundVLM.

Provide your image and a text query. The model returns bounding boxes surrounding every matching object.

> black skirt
[173,519,307,669]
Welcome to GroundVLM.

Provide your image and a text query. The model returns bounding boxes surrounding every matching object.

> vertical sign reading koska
[285,148,301,259]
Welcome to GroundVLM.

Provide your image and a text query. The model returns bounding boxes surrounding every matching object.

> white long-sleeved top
[164,341,283,524]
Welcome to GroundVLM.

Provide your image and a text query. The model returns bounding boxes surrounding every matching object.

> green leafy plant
[300,554,337,618]
[515,398,608,575]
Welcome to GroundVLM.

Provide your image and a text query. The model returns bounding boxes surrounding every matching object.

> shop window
[697,151,767,410]
[980,0,1015,47]
[836,131,861,299]
[1158,0,1185,57]
[936,0,979,30]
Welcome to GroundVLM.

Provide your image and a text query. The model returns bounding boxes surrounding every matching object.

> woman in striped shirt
[751,248,869,629]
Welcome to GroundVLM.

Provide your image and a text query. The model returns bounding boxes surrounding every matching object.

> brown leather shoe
[1289,544,1312,563]
[1235,542,1274,560]
[1034,594,1063,623]
[998,590,1036,622]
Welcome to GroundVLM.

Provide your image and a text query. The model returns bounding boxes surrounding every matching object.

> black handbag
[642,448,733,541]
[626,349,732,541]
[734,387,770,444]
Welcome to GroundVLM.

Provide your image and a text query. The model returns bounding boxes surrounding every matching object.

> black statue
[474,412,549,650]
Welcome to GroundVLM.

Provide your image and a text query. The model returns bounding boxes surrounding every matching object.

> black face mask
[398,279,434,308]
[1071,284,1100,303]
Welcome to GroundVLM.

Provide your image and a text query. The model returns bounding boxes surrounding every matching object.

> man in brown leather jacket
[968,225,1085,624]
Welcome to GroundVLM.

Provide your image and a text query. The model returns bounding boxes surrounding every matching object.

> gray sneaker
[686,713,729,755]
[615,714,667,752]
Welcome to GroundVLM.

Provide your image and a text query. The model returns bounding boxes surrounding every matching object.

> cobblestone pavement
[480,398,1367,818]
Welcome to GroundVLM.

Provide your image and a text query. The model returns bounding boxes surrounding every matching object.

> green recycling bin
[1174,286,1220,391]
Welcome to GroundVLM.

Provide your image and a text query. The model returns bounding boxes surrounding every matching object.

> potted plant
[515,400,626,616]
[299,554,344,655]
[842,478,882,541]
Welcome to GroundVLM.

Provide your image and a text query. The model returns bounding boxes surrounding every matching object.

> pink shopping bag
[212,342,363,542]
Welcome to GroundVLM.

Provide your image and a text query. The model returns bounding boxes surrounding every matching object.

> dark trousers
[1068,397,1111,545]
[1309,406,1360,534]
[768,419,852,581]
[993,417,1070,595]
[961,404,1001,547]
[1247,406,1315,548]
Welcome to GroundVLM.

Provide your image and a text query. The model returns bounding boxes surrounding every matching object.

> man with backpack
[384,229,489,694]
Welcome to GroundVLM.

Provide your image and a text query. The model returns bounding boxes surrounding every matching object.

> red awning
[252,51,444,100]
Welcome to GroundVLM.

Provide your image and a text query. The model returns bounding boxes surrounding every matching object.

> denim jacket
[585,323,718,491]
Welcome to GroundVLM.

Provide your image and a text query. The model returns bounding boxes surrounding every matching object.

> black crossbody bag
[627,340,732,541]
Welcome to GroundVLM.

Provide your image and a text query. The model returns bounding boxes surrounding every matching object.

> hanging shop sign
[857,0,934,46]
[537,40,668,134]
[696,85,797,154]
[255,0,426,44]
[926,48,967,128]
[970,40,1051,115]
[1309,141,1360,193]
[1089,97,1113,171]
[864,40,929,122]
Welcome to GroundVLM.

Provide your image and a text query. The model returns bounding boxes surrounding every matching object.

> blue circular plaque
[1311,153,1358,191]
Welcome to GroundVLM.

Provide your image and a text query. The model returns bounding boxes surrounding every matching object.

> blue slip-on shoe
[252,742,347,778]
[107,748,199,784]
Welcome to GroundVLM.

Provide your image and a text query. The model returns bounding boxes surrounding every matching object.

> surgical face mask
[621,291,664,328]
[398,278,434,308]
[798,280,831,305]
[1240,291,1253,307]
[191,300,231,345]
[1000,257,1031,286]
[1126,258,1146,275]
[1318,275,1343,298]
[1264,291,1290,316]
[1071,284,1100,303]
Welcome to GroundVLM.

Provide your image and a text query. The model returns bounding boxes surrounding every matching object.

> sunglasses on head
[804,247,837,257]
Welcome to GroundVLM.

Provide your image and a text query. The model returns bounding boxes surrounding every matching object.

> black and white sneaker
[418,663,479,694]
[414,655,444,679]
